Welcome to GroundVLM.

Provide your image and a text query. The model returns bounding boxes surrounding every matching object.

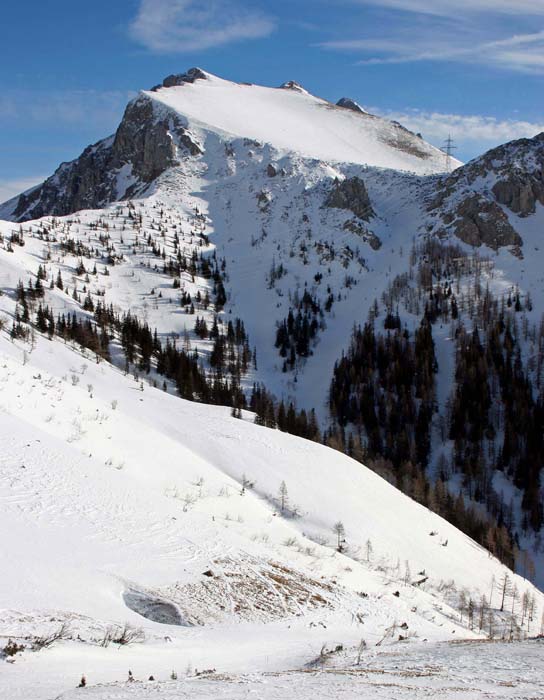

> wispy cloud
[129,0,275,53]
[355,0,544,17]
[320,1,544,74]
[322,26,544,74]
[0,176,45,204]
[373,108,544,158]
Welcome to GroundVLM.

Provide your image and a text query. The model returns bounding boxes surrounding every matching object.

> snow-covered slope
[145,69,453,174]
[0,322,542,698]
[1,124,544,588]
[52,640,544,700]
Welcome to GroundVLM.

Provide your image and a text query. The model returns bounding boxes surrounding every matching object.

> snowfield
[53,640,544,700]
[145,70,458,175]
[0,320,542,698]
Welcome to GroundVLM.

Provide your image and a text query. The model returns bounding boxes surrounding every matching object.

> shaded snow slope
[54,640,544,700]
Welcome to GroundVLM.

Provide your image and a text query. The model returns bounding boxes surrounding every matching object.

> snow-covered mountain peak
[143,68,457,174]
[0,67,461,223]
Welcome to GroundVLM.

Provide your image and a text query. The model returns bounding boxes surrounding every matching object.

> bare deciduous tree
[333,521,346,552]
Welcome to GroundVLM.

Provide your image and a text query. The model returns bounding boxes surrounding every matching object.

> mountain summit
[0,68,457,222]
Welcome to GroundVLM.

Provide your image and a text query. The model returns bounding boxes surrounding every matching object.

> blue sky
[1,0,543,201]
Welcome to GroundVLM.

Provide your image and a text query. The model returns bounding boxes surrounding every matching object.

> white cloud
[0,176,45,205]
[373,108,544,157]
[129,0,275,53]
[322,29,544,74]
[356,0,544,17]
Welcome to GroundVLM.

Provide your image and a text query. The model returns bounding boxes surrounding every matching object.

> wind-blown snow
[145,72,457,174]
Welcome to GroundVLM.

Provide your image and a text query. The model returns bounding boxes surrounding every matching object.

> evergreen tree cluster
[249,384,320,442]
[94,302,250,406]
[450,315,544,532]
[59,237,94,259]
[329,318,436,471]
[275,291,324,371]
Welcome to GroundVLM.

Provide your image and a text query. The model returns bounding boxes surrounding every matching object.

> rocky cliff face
[450,195,522,249]
[428,132,544,251]
[492,170,544,217]
[325,176,375,221]
[323,176,380,249]
[7,95,202,222]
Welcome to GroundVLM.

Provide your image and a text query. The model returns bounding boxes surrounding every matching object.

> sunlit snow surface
[145,71,459,174]
[0,322,542,699]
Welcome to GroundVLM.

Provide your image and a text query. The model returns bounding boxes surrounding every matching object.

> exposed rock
[279,81,307,94]
[151,67,207,91]
[112,98,191,183]
[452,195,522,250]
[381,129,431,159]
[336,97,367,114]
[432,132,544,212]
[257,190,271,210]
[429,132,544,249]
[267,163,277,178]
[10,138,115,222]
[325,177,375,221]
[343,219,382,250]
[9,96,202,222]
[492,172,544,217]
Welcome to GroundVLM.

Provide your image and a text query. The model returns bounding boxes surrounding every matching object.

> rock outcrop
[343,219,382,250]
[452,195,522,249]
[7,95,202,222]
[151,67,208,91]
[325,177,375,221]
[279,81,308,94]
[492,172,544,217]
[429,132,544,250]
[336,97,367,114]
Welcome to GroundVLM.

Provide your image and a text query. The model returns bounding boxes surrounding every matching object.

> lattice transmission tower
[442,134,457,172]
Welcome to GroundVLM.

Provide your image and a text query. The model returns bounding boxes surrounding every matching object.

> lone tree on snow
[499,572,511,612]
[333,521,346,552]
[279,480,289,513]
